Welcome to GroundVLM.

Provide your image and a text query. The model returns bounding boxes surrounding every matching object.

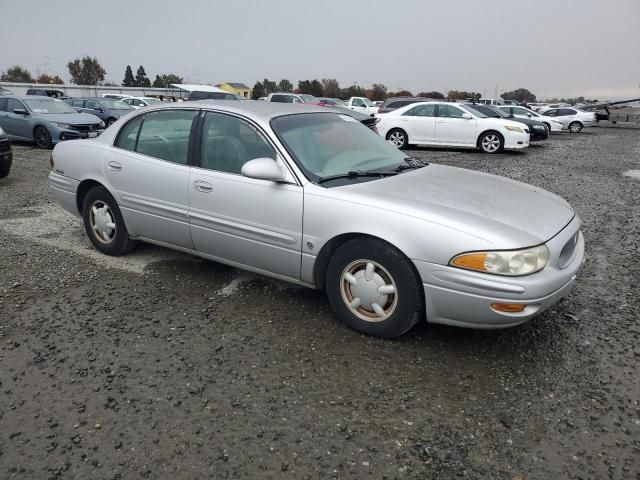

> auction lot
[1,129,639,479]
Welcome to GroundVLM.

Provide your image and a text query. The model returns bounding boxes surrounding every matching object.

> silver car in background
[48,101,584,338]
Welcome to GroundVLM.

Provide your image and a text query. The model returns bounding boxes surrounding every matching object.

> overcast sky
[1,0,639,100]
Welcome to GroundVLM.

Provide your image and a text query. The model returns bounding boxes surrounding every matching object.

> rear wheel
[0,158,11,178]
[34,126,52,149]
[386,129,408,149]
[568,121,583,133]
[106,118,117,127]
[478,131,504,153]
[82,186,136,256]
[325,238,424,338]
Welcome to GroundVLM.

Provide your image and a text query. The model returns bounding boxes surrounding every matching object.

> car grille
[0,138,10,154]
[68,124,100,133]
[559,230,580,268]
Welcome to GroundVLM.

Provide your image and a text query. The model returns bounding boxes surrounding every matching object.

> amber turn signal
[490,303,526,313]
[451,253,486,271]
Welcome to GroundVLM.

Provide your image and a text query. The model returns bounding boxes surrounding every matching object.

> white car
[121,97,164,109]
[538,108,597,133]
[538,103,571,113]
[376,102,529,153]
[496,106,564,132]
[347,97,379,115]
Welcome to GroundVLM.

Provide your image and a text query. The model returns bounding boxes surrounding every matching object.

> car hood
[329,164,575,247]
[40,113,102,124]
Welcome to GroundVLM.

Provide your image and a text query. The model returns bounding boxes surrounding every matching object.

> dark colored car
[66,98,134,127]
[464,103,549,141]
[187,91,241,101]
[378,96,439,114]
[0,126,12,178]
[327,105,380,132]
[26,88,69,99]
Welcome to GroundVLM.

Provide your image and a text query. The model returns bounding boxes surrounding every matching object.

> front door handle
[107,161,122,171]
[193,180,213,193]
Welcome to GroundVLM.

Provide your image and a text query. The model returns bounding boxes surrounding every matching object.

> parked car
[464,103,549,141]
[539,103,571,113]
[525,102,548,112]
[266,92,320,105]
[67,97,134,127]
[346,96,378,115]
[537,108,597,132]
[317,98,345,107]
[377,97,433,114]
[120,97,164,109]
[477,99,504,105]
[26,88,69,99]
[0,126,12,178]
[102,94,134,101]
[496,105,564,132]
[187,91,241,101]
[376,101,529,153]
[0,97,104,148]
[326,105,380,132]
[48,101,584,338]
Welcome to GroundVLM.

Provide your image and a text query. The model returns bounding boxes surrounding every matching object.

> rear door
[434,104,477,146]
[105,109,199,248]
[188,111,303,279]
[401,104,436,144]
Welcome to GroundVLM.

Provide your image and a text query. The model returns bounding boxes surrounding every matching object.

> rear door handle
[193,180,213,193]
[107,161,122,171]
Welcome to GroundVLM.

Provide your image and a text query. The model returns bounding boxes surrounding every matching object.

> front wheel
[386,129,408,149]
[34,126,52,149]
[325,238,424,338]
[106,118,117,127]
[478,131,504,154]
[0,158,11,178]
[568,121,583,133]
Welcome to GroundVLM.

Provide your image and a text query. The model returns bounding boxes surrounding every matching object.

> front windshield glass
[362,97,374,107]
[24,98,78,114]
[271,113,409,184]
[100,99,134,110]
[459,104,487,118]
[300,94,318,103]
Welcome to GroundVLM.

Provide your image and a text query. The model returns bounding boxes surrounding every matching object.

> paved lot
[1,129,639,480]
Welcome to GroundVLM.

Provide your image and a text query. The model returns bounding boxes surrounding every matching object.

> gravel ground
[1,128,639,480]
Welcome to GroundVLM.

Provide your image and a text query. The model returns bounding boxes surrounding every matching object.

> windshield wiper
[318,170,398,184]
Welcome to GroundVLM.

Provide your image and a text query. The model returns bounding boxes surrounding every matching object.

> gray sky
[1,0,639,100]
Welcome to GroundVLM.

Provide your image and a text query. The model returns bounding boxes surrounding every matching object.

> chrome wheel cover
[481,134,501,152]
[89,200,116,244]
[340,260,398,322]
[570,122,581,132]
[387,131,405,147]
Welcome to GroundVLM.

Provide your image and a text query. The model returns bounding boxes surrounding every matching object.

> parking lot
[1,128,639,479]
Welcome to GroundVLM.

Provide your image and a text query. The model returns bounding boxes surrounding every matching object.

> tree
[152,74,183,88]
[1,65,35,83]
[251,81,265,99]
[387,89,413,98]
[340,84,366,99]
[447,90,480,100]
[135,65,151,87]
[122,65,135,87]
[370,84,388,101]
[297,80,312,94]
[262,78,277,95]
[309,79,324,97]
[501,88,536,103]
[418,91,445,99]
[67,56,106,85]
[36,73,64,85]
[321,78,341,98]
[277,79,293,92]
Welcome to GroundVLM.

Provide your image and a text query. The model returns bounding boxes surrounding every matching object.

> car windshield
[459,104,487,118]
[361,98,374,107]
[100,99,134,110]
[468,105,504,118]
[300,94,318,103]
[24,98,78,114]
[143,98,163,105]
[271,113,409,184]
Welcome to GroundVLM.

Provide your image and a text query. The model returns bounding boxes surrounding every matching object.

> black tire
[325,238,424,338]
[386,129,408,149]
[0,159,10,178]
[478,131,504,154]
[543,122,551,132]
[568,121,583,133]
[34,126,52,149]
[82,186,136,256]
[106,118,117,127]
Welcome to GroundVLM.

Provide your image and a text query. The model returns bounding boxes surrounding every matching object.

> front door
[189,111,303,279]
[104,109,198,248]
[435,104,477,146]
[0,98,31,140]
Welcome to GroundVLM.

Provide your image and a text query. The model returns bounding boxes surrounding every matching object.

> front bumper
[503,131,529,150]
[414,215,584,329]
[529,126,549,141]
[51,126,104,144]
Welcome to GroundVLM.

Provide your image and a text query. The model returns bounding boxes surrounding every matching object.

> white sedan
[496,106,564,132]
[537,108,597,133]
[121,97,164,109]
[376,102,529,153]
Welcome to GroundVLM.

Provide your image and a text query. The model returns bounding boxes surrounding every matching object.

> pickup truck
[0,126,12,178]
[346,97,379,116]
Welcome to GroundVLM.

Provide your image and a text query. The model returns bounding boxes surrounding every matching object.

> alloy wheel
[340,260,398,322]
[387,131,405,147]
[481,134,501,152]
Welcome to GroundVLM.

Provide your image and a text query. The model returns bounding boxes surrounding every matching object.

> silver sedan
[48,101,584,338]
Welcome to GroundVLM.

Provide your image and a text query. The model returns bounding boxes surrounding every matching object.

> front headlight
[504,125,524,133]
[450,245,549,276]
[52,122,73,129]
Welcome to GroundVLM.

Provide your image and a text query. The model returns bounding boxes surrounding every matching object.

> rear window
[271,94,293,103]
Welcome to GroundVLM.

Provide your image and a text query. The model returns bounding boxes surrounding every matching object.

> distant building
[219,82,251,99]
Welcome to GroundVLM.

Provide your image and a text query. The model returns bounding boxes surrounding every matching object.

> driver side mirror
[462,113,473,120]
[13,108,28,115]
[241,157,287,182]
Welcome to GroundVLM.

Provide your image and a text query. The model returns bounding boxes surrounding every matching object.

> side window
[387,101,400,109]
[189,91,211,100]
[86,100,100,110]
[114,115,144,151]
[413,104,436,117]
[72,100,85,108]
[7,98,24,112]
[200,112,276,175]
[561,109,576,115]
[437,105,465,118]
[136,110,197,164]
[0,98,7,112]
[546,109,559,117]
[352,98,365,107]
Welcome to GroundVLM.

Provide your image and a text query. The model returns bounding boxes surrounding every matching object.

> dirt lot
[1,129,639,480]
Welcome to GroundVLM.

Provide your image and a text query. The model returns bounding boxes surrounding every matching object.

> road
[1,128,639,479]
